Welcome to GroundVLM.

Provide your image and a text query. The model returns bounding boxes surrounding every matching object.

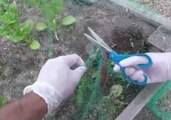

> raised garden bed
[0,0,155,119]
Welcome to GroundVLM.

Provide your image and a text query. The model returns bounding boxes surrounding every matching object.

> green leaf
[7,34,24,42]
[1,13,12,24]
[52,19,57,30]
[8,20,16,25]
[9,1,17,10]
[36,23,47,31]
[21,20,34,36]
[9,1,20,22]
[30,40,40,50]
[109,84,123,98]
[9,2,18,13]
[62,16,76,26]
[0,96,7,106]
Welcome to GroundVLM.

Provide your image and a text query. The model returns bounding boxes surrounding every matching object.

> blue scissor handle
[109,52,153,86]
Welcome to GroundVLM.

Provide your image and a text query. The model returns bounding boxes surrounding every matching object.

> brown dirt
[109,26,144,53]
[0,0,155,119]
[134,106,161,120]
[137,0,171,20]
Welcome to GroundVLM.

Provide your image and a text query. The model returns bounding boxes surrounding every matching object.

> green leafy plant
[25,0,76,33]
[25,0,63,30]
[0,1,40,50]
[0,96,7,106]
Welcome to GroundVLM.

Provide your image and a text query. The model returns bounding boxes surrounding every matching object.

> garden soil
[137,0,171,20]
[0,0,156,119]
[134,107,161,120]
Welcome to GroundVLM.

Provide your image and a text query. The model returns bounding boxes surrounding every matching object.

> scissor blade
[88,27,113,51]
[84,33,112,52]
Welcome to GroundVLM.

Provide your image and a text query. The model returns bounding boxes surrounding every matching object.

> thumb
[72,66,87,83]
[113,64,121,72]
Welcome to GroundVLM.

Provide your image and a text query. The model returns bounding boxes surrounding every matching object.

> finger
[113,64,120,72]
[72,66,87,84]
[137,76,145,82]
[119,56,149,67]
[63,54,85,67]
[124,67,136,76]
[129,70,144,81]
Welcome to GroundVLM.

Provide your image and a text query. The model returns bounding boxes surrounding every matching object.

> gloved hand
[23,54,87,114]
[113,53,171,84]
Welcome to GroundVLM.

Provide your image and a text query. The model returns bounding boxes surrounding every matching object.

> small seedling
[108,84,123,99]
[25,0,63,31]
[0,1,40,50]
[25,0,76,35]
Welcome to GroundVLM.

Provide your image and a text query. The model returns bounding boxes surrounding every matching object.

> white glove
[113,53,171,84]
[23,54,87,114]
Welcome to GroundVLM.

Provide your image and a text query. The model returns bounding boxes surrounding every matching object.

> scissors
[84,27,153,86]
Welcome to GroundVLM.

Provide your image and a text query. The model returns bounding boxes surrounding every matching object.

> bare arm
[0,92,47,120]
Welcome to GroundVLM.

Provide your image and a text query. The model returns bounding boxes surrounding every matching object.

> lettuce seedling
[0,1,40,50]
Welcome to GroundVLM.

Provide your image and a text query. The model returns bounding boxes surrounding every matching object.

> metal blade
[88,27,113,51]
[84,33,112,52]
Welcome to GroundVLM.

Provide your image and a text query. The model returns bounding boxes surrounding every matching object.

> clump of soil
[109,26,144,53]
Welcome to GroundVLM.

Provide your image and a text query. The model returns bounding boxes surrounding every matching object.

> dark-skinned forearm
[0,92,47,120]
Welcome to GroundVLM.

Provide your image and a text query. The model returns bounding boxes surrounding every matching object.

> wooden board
[110,0,171,28]
[148,25,171,52]
[116,83,164,120]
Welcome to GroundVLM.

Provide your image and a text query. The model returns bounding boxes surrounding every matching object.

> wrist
[20,92,48,119]
[0,92,47,120]
[167,53,171,80]
[23,82,63,115]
